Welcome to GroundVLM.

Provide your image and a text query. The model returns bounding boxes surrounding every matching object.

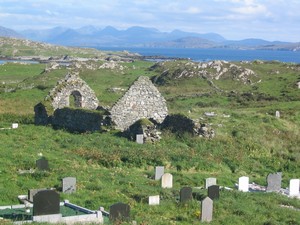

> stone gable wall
[110,76,168,131]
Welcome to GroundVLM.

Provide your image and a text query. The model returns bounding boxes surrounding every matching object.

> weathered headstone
[33,190,60,216]
[180,187,193,203]
[155,166,164,180]
[11,123,18,129]
[148,195,160,205]
[36,157,49,171]
[201,197,213,222]
[136,134,144,144]
[289,179,300,196]
[208,185,219,200]
[238,176,249,192]
[161,173,173,188]
[62,177,76,193]
[205,178,217,189]
[28,188,48,202]
[109,202,130,221]
[275,111,280,118]
[266,172,282,192]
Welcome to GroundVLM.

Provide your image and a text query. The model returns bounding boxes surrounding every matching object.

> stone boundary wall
[110,76,168,131]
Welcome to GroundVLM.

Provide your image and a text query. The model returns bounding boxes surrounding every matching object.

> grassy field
[0,52,299,224]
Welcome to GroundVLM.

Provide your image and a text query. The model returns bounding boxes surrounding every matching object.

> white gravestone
[161,173,173,188]
[136,134,144,144]
[201,197,213,222]
[238,176,249,192]
[148,195,160,205]
[155,166,164,180]
[205,178,217,189]
[289,179,300,196]
[275,111,280,118]
[12,123,19,129]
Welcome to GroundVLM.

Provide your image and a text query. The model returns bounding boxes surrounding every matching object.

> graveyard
[0,38,300,224]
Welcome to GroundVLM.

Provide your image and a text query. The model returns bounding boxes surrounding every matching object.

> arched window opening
[69,90,82,108]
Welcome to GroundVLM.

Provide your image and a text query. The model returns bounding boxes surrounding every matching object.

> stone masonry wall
[110,76,168,131]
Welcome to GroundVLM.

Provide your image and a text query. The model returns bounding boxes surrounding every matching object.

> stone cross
[289,179,300,196]
[148,195,160,205]
[208,185,219,200]
[33,190,60,216]
[109,202,130,222]
[155,166,164,180]
[161,173,173,188]
[266,172,282,192]
[180,187,193,203]
[205,178,217,189]
[238,176,249,192]
[62,177,76,194]
[201,197,213,222]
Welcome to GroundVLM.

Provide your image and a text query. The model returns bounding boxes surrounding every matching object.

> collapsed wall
[110,76,168,131]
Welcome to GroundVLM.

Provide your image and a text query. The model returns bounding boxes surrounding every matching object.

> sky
[0,0,299,42]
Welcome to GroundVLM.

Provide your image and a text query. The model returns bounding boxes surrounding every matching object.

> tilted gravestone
[266,172,282,192]
[109,202,130,221]
[238,176,249,192]
[161,173,173,188]
[33,190,60,216]
[155,166,164,180]
[208,185,219,200]
[180,187,193,203]
[62,177,76,193]
[36,157,49,171]
[205,178,217,189]
[148,195,160,205]
[201,197,213,222]
[289,179,300,196]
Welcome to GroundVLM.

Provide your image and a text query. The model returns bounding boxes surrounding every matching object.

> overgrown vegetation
[0,46,299,224]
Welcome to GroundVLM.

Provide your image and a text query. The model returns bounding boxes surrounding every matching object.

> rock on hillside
[150,60,259,85]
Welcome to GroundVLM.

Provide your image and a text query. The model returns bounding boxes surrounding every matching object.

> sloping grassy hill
[0,41,299,224]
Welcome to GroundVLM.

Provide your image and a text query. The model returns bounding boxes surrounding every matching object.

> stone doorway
[69,90,83,108]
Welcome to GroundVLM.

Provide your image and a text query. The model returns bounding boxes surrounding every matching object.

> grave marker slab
[201,197,213,222]
[238,176,249,192]
[136,134,144,144]
[36,157,49,171]
[205,178,217,189]
[161,173,173,188]
[33,190,60,216]
[266,172,282,192]
[62,177,76,194]
[109,202,130,221]
[148,195,160,205]
[275,111,280,118]
[289,179,300,196]
[208,185,219,200]
[180,187,192,203]
[155,166,164,180]
[12,123,18,129]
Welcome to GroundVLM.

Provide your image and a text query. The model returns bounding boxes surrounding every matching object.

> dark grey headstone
[62,177,76,193]
[33,190,60,216]
[36,157,49,171]
[109,202,130,221]
[155,166,164,180]
[180,187,193,203]
[266,172,282,192]
[208,185,219,200]
[201,197,213,222]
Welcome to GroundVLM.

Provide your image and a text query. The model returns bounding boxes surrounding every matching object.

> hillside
[0,40,299,224]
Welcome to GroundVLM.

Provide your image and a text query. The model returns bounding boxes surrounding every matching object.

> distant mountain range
[0,25,299,51]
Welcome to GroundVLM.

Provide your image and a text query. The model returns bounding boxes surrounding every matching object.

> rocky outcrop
[110,76,168,131]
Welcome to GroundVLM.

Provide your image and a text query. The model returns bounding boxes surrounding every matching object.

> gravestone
[28,188,48,202]
[180,187,193,203]
[136,134,144,144]
[266,172,282,192]
[62,177,76,193]
[238,176,249,192]
[109,202,130,221]
[201,197,213,222]
[155,166,164,180]
[275,111,280,118]
[208,185,219,200]
[161,173,173,188]
[36,157,49,171]
[205,178,217,189]
[148,195,160,205]
[33,190,60,216]
[12,123,18,129]
[289,179,300,196]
